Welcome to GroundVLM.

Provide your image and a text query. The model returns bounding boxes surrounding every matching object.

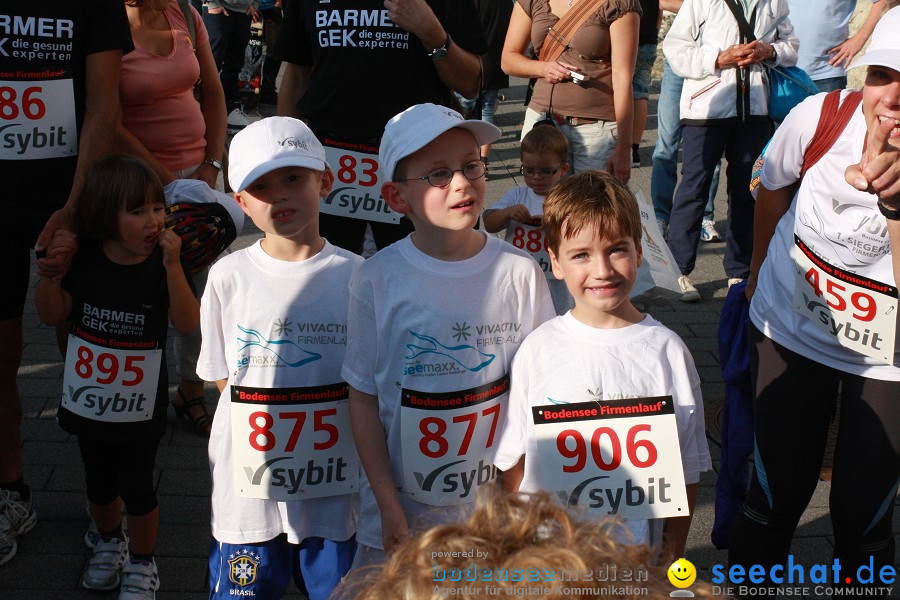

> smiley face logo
[668,558,696,588]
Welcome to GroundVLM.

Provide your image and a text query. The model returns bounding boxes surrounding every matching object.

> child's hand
[158,229,182,269]
[507,204,533,225]
[381,505,410,554]
[40,229,78,281]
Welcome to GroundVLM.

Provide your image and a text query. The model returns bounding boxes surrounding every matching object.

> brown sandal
[172,387,213,435]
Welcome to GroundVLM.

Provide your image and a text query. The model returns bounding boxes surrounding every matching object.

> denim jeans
[651,60,719,224]
[456,89,499,125]
[812,75,846,93]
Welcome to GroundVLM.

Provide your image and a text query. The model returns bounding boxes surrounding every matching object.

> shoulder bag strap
[538,0,610,63]
[800,90,863,178]
[721,0,757,43]
[177,0,197,49]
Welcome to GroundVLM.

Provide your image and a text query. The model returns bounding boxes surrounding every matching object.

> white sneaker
[82,537,128,590]
[678,275,701,302]
[728,278,746,288]
[119,558,160,600]
[0,488,37,566]
[700,219,722,243]
[227,107,261,132]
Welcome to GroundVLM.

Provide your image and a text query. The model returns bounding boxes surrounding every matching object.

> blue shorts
[632,43,657,100]
[209,535,356,600]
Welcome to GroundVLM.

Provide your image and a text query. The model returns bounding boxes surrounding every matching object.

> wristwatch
[204,157,224,171]
[427,33,451,61]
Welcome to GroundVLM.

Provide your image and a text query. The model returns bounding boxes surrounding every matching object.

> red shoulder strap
[800,90,862,179]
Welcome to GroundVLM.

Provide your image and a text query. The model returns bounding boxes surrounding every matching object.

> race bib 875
[532,397,688,520]
[230,383,359,500]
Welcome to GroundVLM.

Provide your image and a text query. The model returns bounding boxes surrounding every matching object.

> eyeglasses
[396,160,486,188]
[520,165,563,177]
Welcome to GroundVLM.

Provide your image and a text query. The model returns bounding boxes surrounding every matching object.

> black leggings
[78,437,160,516]
[729,325,900,588]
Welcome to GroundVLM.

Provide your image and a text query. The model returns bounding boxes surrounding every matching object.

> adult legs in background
[260,6,283,105]
[631,43,657,167]
[651,60,719,226]
[721,120,769,279]
[204,10,251,109]
[0,243,36,566]
[667,124,729,275]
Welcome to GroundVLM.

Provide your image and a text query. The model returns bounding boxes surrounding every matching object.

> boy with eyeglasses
[342,104,554,569]
[484,125,572,313]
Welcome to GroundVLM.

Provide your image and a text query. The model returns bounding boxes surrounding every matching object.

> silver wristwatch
[427,33,451,61]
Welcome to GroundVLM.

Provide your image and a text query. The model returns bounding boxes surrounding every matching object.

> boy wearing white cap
[198,117,363,600]
[341,103,555,567]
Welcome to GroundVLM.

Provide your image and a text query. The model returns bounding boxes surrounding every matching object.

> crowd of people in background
[2,1,900,599]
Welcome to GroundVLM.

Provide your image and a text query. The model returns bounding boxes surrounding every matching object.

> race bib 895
[62,335,160,423]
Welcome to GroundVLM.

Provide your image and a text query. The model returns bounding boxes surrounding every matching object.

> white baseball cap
[228,117,327,192]
[378,103,501,182]
[163,179,245,235]
[850,6,900,72]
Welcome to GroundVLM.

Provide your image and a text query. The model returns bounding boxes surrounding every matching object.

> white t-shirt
[487,185,574,315]
[198,240,364,544]
[488,185,545,216]
[494,313,712,544]
[342,233,555,550]
[752,90,900,379]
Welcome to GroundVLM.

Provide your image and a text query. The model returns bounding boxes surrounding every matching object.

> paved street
[1,78,894,599]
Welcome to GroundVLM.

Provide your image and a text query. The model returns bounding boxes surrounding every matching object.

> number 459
[804,268,876,322]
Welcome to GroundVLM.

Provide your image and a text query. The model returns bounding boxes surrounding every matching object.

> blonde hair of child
[345,487,712,600]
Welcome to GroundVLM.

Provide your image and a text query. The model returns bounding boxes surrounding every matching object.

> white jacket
[662,0,799,124]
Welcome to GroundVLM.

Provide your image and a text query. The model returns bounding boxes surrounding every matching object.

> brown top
[521,0,641,120]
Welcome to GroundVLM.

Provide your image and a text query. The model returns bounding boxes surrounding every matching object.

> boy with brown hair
[494,171,711,557]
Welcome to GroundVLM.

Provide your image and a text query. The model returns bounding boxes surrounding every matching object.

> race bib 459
[793,235,897,364]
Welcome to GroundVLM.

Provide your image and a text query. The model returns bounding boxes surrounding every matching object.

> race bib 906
[230,382,359,500]
[532,396,688,520]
